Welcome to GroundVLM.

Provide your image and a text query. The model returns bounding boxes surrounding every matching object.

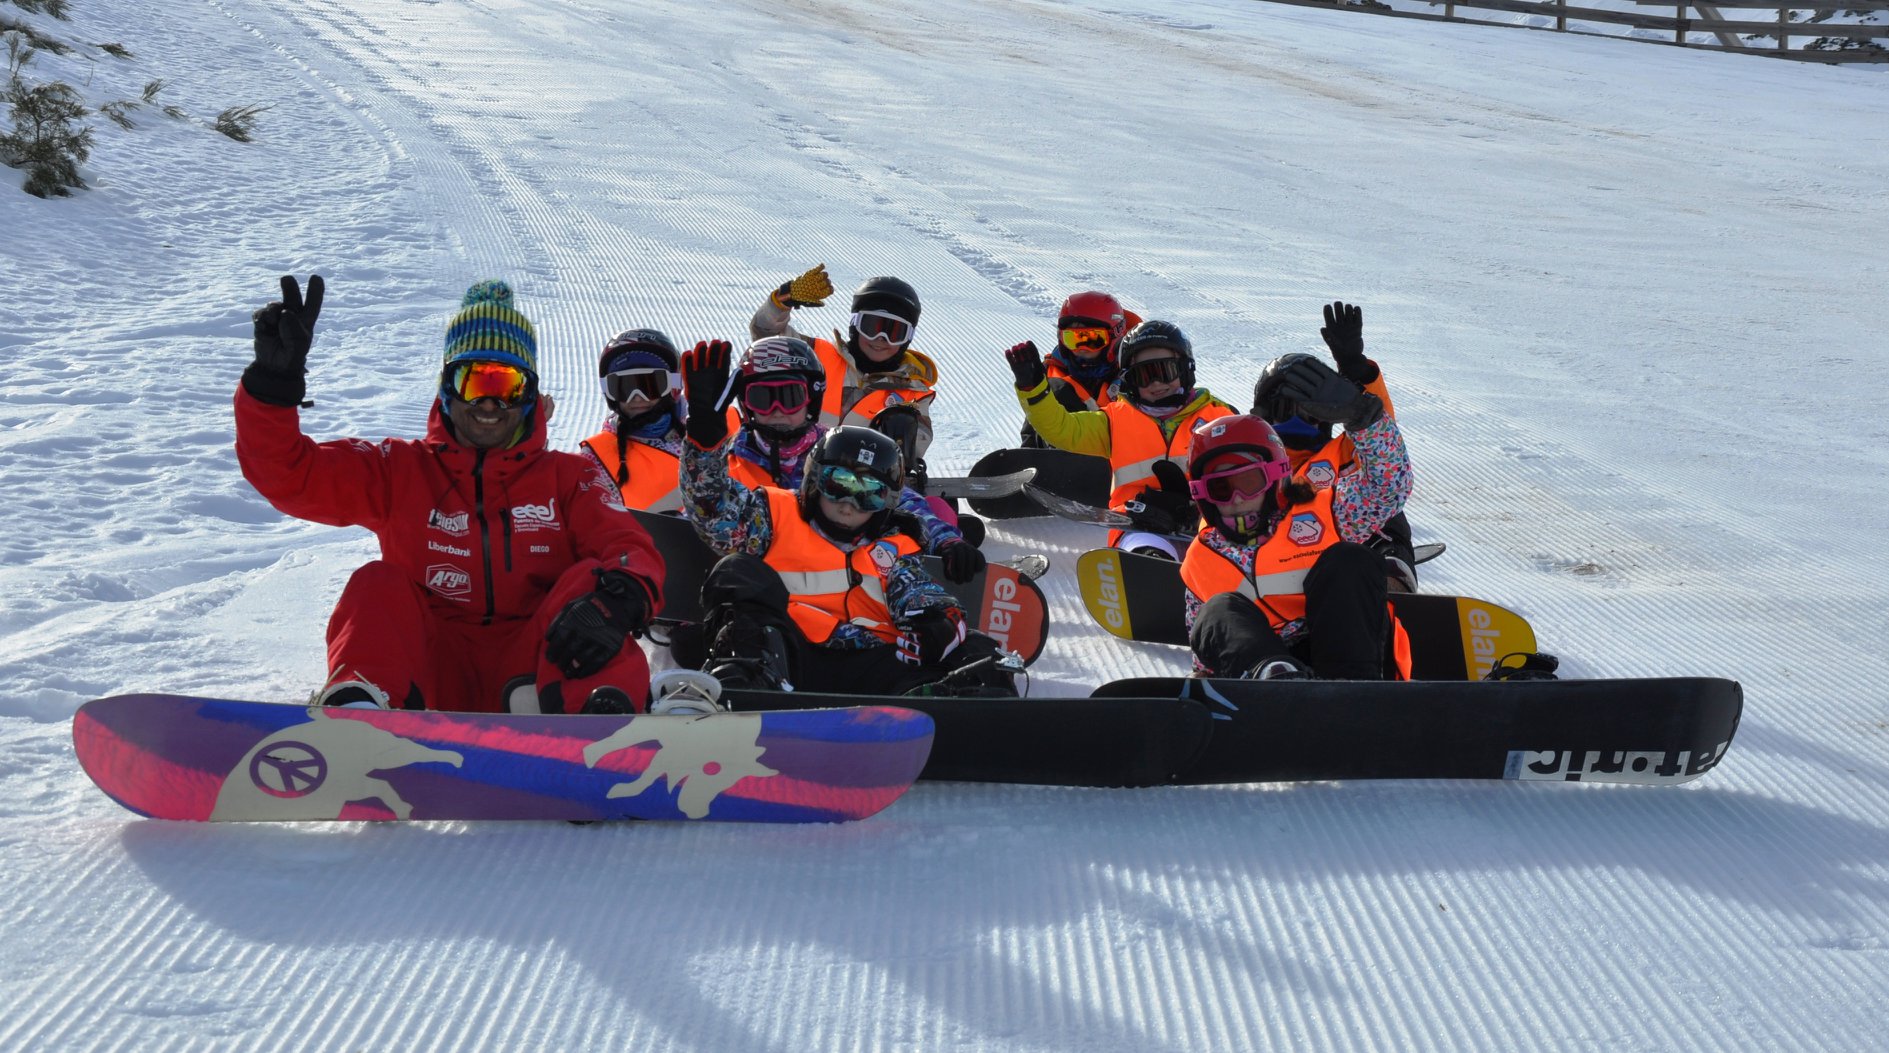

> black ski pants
[696,553,1000,695]
[1189,541,1394,680]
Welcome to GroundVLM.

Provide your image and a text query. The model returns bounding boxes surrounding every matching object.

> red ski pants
[324,560,651,713]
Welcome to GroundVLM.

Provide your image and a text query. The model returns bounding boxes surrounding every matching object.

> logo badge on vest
[1304,461,1337,489]
[1288,512,1325,546]
[870,541,897,571]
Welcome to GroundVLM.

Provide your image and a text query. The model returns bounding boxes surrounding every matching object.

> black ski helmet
[1118,320,1196,391]
[798,425,905,540]
[850,276,921,327]
[1252,353,1333,450]
[597,328,681,412]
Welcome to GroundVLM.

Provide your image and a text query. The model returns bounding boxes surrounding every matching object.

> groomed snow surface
[3,0,1886,1049]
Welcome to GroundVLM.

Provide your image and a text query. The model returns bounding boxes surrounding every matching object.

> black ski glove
[543,569,652,679]
[1003,340,1047,391]
[936,538,986,584]
[904,607,968,667]
[1127,461,1198,536]
[771,264,834,309]
[680,339,735,448]
[243,274,324,407]
[1276,356,1383,431]
[1319,301,1375,384]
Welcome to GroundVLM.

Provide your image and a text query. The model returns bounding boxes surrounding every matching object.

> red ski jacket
[235,388,664,627]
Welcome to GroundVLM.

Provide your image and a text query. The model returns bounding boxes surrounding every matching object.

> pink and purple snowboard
[73,694,933,824]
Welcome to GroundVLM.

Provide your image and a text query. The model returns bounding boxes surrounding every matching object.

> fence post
[1675,4,1688,45]
[1557,0,1568,31]
[1778,7,1789,50]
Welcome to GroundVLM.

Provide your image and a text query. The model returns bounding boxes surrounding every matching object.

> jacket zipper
[473,449,496,626]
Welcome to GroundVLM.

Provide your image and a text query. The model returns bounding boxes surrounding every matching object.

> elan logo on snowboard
[425,564,472,599]
[510,498,561,532]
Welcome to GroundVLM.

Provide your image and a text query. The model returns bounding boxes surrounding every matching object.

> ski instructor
[235,275,667,715]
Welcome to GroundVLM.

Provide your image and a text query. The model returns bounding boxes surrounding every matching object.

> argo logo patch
[425,564,472,599]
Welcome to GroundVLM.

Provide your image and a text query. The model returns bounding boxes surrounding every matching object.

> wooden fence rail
[1257,0,1889,62]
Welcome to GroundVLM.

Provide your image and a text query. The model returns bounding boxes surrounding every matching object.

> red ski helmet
[1186,414,1292,537]
[1056,290,1131,362]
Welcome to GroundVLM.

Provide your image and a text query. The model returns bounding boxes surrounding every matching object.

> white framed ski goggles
[601,367,678,404]
[850,310,915,346]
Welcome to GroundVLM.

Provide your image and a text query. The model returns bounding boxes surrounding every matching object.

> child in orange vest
[1179,396,1413,681]
[578,329,686,515]
[675,340,1015,697]
[1005,320,1235,559]
[1016,290,1143,448]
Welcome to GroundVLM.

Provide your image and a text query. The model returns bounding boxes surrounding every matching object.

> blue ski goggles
[813,465,894,511]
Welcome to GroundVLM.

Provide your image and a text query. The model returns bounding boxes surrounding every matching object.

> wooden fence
[1258,0,1889,62]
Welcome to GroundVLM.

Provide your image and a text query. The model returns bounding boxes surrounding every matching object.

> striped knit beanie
[443,279,538,375]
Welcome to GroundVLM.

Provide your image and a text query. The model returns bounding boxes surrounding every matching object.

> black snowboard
[723,674,1741,787]
[1092,676,1742,785]
[965,448,1111,519]
[726,688,1210,787]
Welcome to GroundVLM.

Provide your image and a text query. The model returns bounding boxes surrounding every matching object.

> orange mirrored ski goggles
[449,361,532,406]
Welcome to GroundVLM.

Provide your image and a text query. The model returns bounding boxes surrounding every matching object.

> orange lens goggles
[1059,326,1112,352]
[451,361,530,405]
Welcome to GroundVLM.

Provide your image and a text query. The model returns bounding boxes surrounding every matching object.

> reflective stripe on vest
[761,487,918,645]
[1102,399,1233,511]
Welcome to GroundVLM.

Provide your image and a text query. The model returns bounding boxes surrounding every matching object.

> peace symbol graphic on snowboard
[249,741,328,798]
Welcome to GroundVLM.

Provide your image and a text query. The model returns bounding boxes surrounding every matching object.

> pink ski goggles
[1189,458,1289,504]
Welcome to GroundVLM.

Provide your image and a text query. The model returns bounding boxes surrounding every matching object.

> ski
[73,694,932,823]
[634,510,1051,664]
[1075,547,1536,680]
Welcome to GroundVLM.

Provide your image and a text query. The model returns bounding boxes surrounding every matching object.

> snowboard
[923,468,1034,501]
[1075,547,1535,681]
[723,674,1740,787]
[634,510,1051,664]
[1091,676,1742,785]
[73,694,933,823]
[964,448,1111,519]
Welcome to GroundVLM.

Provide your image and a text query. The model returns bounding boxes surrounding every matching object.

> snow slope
[2,0,1886,1049]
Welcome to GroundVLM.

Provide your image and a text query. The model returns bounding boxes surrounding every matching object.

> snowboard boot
[647,669,726,717]
[313,678,391,710]
[580,686,637,715]
[1243,655,1315,681]
[704,622,794,693]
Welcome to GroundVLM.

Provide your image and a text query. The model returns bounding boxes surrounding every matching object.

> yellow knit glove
[772,264,834,309]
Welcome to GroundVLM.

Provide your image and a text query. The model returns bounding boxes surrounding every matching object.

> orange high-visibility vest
[1179,489,1412,679]
[1102,398,1235,512]
[812,337,939,430]
[1043,358,1114,410]
[580,431,682,514]
[760,487,919,645]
